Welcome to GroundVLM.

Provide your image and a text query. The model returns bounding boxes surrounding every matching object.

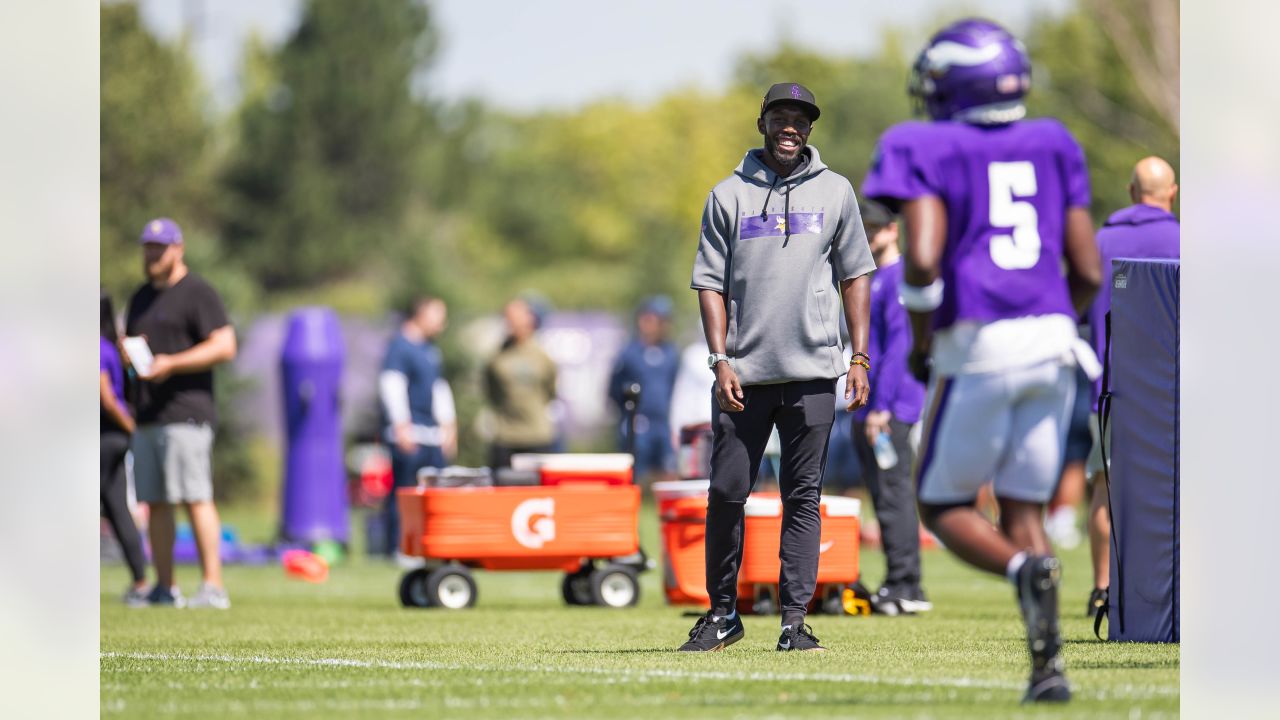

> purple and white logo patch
[790,84,803,99]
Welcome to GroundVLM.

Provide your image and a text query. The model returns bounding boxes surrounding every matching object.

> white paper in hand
[122,336,154,377]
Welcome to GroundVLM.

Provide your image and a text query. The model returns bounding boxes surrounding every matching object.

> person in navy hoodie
[1082,156,1180,615]
[608,296,680,484]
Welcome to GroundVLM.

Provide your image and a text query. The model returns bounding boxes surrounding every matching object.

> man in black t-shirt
[124,218,237,609]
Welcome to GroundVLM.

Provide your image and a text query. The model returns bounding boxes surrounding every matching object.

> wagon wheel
[561,563,594,606]
[398,568,430,608]
[589,564,640,608]
[425,565,477,609]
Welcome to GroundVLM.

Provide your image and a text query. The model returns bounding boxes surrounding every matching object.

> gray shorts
[916,359,1075,505]
[131,423,214,504]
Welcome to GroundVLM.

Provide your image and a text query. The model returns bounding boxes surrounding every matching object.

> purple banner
[740,212,824,240]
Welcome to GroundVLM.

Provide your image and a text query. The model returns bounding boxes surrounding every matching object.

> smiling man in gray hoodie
[679,83,876,653]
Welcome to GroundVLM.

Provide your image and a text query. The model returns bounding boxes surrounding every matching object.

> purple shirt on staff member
[1088,203,1180,409]
[854,258,925,424]
[100,335,129,421]
[861,119,1091,331]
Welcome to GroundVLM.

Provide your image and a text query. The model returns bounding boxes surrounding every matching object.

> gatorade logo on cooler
[511,498,556,549]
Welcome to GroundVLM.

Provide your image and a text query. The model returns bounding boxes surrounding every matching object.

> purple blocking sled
[1106,259,1179,642]
[281,307,349,545]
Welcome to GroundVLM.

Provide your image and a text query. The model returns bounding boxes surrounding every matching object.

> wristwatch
[707,353,731,369]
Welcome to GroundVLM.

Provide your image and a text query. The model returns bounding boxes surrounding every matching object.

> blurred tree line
[101,0,1177,494]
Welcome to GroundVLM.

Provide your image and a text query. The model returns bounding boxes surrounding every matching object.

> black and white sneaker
[776,623,825,652]
[900,586,933,614]
[870,586,933,615]
[678,611,744,652]
[1015,555,1070,703]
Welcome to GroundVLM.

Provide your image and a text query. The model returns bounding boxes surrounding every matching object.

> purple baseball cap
[139,217,183,245]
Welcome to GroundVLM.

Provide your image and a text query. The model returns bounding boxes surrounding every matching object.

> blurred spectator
[100,289,148,605]
[848,201,929,614]
[484,298,558,468]
[609,296,680,482]
[124,218,237,609]
[1080,156,1180,613]
[377,296,453,558]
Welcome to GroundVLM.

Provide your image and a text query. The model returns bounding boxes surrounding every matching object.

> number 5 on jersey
[988,161,1041,270]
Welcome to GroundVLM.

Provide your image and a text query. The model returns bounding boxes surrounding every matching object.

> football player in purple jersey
[862,19,1103,703]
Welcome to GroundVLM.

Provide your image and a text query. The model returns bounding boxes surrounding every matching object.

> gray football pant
[705,379,835,626]
[853,417,923,592]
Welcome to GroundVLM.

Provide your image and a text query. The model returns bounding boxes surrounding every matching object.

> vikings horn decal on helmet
[908,18,1032,122]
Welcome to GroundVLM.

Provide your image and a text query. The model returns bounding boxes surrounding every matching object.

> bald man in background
[1081,156,1180,617]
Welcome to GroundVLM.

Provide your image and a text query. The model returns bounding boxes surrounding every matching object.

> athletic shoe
[678,611,743,652]
[123,586,151,608]
[1015,555,1070,703]
[776,623,825,652]
[1086,587,1109,618]
[186,583,231,610]
[143,585,186,608]
[869,586,905,616]
[899,586,933,614]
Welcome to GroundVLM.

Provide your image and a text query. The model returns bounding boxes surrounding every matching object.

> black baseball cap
[859,199,895,229]
[760,82,820,121]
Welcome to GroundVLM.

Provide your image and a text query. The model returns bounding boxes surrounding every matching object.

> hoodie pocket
[812,287,837,347]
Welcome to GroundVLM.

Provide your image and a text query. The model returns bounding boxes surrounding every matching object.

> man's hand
[393,423,418,455]
[864,409,891,444]
[908,348,932,385]
[844,364,870,411]
[713,362,745,412]
[139,354,175,384]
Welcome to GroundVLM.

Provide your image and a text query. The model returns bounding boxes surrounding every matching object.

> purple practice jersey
[1088,203,1180,409]
[861,118,1091,330]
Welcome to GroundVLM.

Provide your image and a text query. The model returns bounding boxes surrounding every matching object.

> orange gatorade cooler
[397,484,640,572]
[654,480,713,605]
[738,494,861,613]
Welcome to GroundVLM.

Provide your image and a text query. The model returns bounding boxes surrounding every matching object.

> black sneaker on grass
[144,585,186,608]
[1015,555,1070,703]
[776,623,825,652]
[678,611,744,652]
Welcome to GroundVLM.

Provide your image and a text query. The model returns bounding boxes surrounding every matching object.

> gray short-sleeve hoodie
[691,145,876,385]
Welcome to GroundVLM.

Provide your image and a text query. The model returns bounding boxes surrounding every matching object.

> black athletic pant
[852,417,922,592]
[101,429,147,584]
[705,379,835,626]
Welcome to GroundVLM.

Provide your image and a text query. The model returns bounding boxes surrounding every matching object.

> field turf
[101,502,1178,718]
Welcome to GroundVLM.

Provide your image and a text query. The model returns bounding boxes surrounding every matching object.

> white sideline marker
[101,651,1176,700]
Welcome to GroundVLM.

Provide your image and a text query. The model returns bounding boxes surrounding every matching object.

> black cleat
[1016,555,1070,702]
[678,611,744,652]
[776,623,825,652]
[1024,667,1072,703]
[1087,587,1109,618]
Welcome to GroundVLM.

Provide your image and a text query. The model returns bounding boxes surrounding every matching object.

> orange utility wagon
[396,478,644,610]
[654,480,861,615]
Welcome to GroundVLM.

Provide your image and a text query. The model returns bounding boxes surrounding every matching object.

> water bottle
[873,431,898,470]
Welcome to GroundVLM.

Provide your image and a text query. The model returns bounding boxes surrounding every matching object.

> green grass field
[101,502,1178,719]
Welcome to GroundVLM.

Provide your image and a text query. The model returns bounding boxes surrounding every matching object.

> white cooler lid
[820,495,862,517]
[510,453,634,472]
[651,479,710,501]
[744,496,782,517]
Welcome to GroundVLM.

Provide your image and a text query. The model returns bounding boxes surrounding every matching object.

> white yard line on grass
[100,651,1177,700]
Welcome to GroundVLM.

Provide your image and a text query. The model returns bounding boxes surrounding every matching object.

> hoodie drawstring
[759,175,781,222]
[782,182,791,244]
